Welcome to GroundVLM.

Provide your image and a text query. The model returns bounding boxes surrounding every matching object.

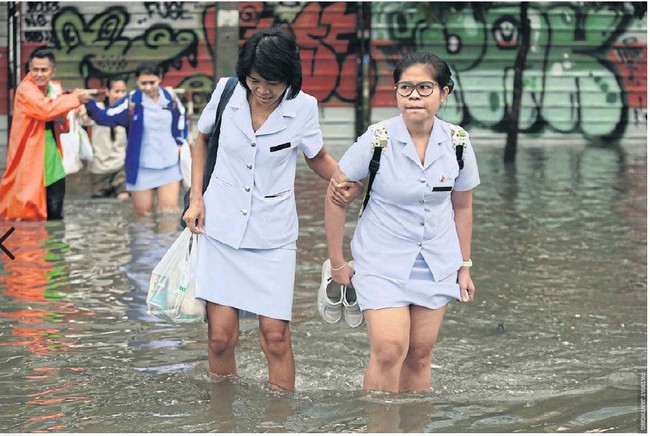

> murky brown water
[0,143,646,432]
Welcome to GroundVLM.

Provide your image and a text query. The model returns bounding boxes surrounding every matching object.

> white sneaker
[317,259,344,324]
[342,261,363,328]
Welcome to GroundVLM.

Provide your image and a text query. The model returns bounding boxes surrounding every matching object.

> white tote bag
[147,228,207,323]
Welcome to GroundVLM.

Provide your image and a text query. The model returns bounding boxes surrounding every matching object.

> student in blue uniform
[325,52,480,393]
[183,28,360,391]
[85,63,187,215]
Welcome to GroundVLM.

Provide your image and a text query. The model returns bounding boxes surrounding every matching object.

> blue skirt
[126,164,182,192]
[352,253,459,311]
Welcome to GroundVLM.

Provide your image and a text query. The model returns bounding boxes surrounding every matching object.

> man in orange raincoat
[0,49,91,221]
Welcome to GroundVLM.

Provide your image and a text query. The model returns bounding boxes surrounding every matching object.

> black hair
[236,27,302,100]
[135,62,163,78]
[393,52,454,93]
[29,48,56,66]
[104,76,127,142]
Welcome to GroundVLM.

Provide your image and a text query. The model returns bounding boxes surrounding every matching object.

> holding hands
[329,178,363,208]
[74,88,93,104]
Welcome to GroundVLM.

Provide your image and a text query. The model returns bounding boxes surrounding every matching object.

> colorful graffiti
[371,2,647,139]
[12,1,648,140]
[239,2,359,104]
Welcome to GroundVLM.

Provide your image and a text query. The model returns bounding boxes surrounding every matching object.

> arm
[85,97,130,128]
[324,168,354,286]
[305,148,362,207]
[182,131,209,233]
[16,85,83,121]
[451,189,475,302]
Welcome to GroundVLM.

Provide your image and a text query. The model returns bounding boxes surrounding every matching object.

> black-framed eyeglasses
[395,81,438,97]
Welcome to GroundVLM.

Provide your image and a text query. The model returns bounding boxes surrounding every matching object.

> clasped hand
[329,179,363,208]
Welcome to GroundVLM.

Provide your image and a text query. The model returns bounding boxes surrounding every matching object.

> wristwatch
[461,259,473,268]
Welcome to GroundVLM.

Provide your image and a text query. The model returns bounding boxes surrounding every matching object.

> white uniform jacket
[339,115,480,283]
[197,78,323,249]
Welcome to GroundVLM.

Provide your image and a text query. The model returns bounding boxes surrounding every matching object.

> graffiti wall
[372,2,647,139]
[3,1,648,144]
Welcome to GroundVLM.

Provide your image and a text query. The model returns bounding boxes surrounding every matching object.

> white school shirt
[197,78,323,249]
[339,115,480,283]
[140,91,179,169]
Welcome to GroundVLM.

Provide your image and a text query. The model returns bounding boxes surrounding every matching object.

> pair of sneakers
[317,259,364,328]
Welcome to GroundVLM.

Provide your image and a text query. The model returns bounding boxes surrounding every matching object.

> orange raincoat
[0,73,81,220]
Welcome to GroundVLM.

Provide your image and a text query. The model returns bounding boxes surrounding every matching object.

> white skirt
[352,253,458,311]
[195,233,297,321]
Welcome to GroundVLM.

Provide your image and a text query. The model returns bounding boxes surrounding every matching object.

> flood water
[0,143,646,432]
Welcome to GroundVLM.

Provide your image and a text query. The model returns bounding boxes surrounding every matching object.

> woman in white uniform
[325,52,480,393]
[183,28,360,391]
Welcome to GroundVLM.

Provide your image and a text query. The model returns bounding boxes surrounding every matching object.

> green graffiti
[372,2,644,139]
[49,6,198,85]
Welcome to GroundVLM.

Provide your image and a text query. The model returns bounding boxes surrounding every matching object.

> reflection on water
[0,144,646,432]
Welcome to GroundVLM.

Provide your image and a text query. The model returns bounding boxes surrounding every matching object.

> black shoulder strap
[202,76,238,193]
[456,142,464,170]
[180,77,238,229]
[360,146,382,214]
[449,124,467,170]
[359,121,388,217]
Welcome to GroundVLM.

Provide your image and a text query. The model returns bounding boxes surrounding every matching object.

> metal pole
[355,2,372,138]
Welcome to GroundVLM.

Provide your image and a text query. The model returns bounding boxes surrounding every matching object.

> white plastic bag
[60,110,83,174]
[147,228,206,323]
[60,110,93,174]
[179,139,192,189]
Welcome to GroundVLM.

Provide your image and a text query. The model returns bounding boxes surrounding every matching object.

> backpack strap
[359,121,388,217]
[449,123,468,170]
[202,76,238,193]
[180,76,238,229]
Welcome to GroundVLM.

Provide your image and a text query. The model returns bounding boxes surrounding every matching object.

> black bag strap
[358,121,467,218]
[449,124,467,170]
[180,77,238,228]
[359,122,388,217]
[202,76,238,193]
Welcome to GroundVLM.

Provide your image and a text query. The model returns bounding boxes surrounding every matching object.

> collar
[393,115,450,168]
[228,84,298,138]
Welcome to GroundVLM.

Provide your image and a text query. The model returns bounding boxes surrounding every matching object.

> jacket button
[419,199,425,204]
[417,242,423,247]
[251,142,256,147]
[241,209,248,216]
[246,164,253,169]
[419,177,426,183]
[244,187,251,192]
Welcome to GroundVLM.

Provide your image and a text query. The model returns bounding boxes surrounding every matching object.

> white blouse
[339,115,480,282]
[198,78,323,249]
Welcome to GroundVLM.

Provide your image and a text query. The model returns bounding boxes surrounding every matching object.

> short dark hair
[29,48,56,66]
[393,52,454,93]
[135,62,163,78]
[236,27,302,100]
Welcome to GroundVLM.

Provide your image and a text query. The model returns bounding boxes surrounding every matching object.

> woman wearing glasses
[85,63,187,214]
[324,52,480,392]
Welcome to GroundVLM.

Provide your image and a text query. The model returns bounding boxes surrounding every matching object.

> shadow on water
[0,143,646,432]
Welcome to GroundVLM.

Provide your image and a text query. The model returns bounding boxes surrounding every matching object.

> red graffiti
[609,41,647,109]
[239,2,358,105]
